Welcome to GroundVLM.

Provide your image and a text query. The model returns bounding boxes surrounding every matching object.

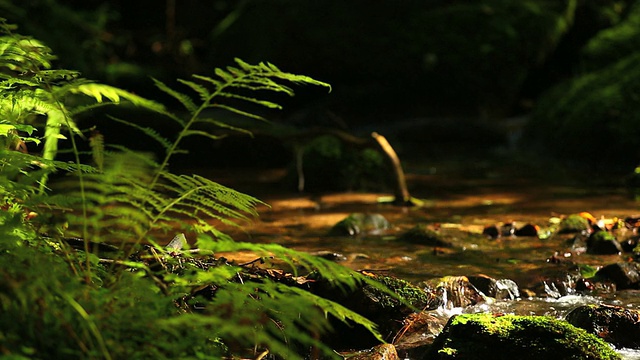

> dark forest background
[3,0,640,173]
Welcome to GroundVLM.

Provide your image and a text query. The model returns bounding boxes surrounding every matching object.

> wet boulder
[397,224,451,247]
[433,276,487,308]
[468,274,520,300]
[587,231,623,255]
[514,223,540,237]
[426,313,621,360]
[595,262,640,289]
[558,214,591,234]
[329,213,391,236]
[566,304,640,349]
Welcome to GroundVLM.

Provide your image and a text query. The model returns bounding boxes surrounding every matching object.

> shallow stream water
[190,157,640,358]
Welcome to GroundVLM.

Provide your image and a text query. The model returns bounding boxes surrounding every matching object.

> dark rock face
[426,313,621,360]
[566,304,640,349]
[596,262,640,289]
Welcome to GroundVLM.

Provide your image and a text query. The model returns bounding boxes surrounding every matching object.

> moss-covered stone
[364,274,442,311]
[558,214,590,234]
[427,313,621,360]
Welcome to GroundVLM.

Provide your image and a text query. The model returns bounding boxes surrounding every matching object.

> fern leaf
[180,129,225,141]
[176,79,210,101]
[0,36,53,71]
[217,92,283,109]
[61,83,166,112]
[214,67,236,82]
[191,74,222,88]
[108,116,173,152]
[152,78,197,113]
[195,117,254,136]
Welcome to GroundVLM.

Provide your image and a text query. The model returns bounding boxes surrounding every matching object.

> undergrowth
[0,19,385,359]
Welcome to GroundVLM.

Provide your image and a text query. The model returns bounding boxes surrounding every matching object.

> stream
[187,153,640,359]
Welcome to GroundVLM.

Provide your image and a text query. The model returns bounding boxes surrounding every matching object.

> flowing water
[188,155,640,358]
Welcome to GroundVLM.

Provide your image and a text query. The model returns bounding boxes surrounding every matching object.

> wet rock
[566,304,640,349]
[342,344,399,360]
[482,224,500,239]
[514,223,539,237]
[309,250,347,262]
[483,222,539,239]
[393,312,447,359]
[468,274,520,300]
[397,224,451,247]
[434,276,487,308]
[620,235,638,253]
[587,231,623,254]
[558,213,591,234]
[596,262,640,289]
[329,213,391,236]
[425,313,621,360]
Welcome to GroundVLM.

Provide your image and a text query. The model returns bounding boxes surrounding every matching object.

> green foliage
[528,52,640,164]
[301,135,390,192]
[581,2,640,70]
[0,20,383,359]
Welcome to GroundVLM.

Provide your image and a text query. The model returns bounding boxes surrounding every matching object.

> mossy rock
[329,213,391,236]
[397,225,452,247]
[558,214,590,234]
[427,313,621,360]
[527,52,640,166]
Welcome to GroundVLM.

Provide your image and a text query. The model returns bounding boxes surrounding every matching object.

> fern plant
[0,19,390,359]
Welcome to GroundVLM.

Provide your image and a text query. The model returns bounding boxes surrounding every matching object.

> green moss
[429,313,621,360]
[364,275,439,311]
[558,214,590,233]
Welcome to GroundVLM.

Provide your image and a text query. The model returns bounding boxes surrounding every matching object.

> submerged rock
[397,224,451,247]
[329,213,391,236]
[426,313,621,360]
[566,304,640,349]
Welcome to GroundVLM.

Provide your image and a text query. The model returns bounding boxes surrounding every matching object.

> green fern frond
[0,35,53,71]
[107,116,173,153]
[176,79,210,101]
[61,83,166,113]
[194,117,254,136]
[152,78,198,113]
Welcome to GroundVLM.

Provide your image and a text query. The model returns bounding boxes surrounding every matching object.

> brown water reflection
[208,165,639,294]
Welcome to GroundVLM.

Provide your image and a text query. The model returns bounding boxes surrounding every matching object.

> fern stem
[46,85,92,282]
